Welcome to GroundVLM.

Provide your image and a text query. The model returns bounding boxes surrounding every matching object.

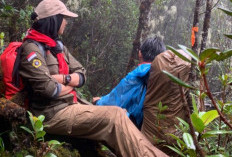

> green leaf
[185,149,197,157]
[216,49,232,61]
[177,117,189,130]
[34,120,43,132]
[27,111,35,128]
[198,112,205,118]
[0,137,4,151]
[43,124,50,128]
[20,126,34,137]
[201,110,219,126]
[207,53,220,63]
[25,155,34,157]
[19,9,26,18]
[158,101,162,110]
[190,113,205,133]
[224,34,232,39]
[202,130,232,138]
[0,32,4,39]
[206,155,226,157]
[176,140,182,149]
[191,94,198,115]
[36,131,46,139]
[178,44,199,61]
[101,145,109,151]
[199,48,220,61]
[167,134,186,147]
[167,45,195,64]
[38,115,45,122]
[200,92,207,100]
[45,153,57,157]
[160,105,168,112]
[48,140,61,146]
[218,7,232,16]
[201,133,217,139]
[48,140,62,150]
[4,5,13,11]
[162,70,195,89]
[183,132,195,150]
[165,145,186,157]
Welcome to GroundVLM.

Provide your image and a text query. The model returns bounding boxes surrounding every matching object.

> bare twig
[199,78,205,111]
[217,86,226,150]
[199,0,221,15]
[179,85,205,157]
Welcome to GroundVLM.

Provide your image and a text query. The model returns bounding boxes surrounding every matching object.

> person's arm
[59,84,74,96]
[64,46,86,87]
[51,73,81,87]
[20,43,66,98]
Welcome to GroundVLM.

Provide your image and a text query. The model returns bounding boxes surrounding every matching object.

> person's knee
[106,106,127,125]
[110,106,126,116]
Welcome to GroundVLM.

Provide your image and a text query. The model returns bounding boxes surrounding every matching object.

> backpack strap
[12,40,46,87]
[27,39,46,58]
[12,45,24,87]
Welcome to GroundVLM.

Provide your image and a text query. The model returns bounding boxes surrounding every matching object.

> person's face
[58,18,68,35]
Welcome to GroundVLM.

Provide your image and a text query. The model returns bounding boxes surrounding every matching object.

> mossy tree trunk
[126,0,155,73]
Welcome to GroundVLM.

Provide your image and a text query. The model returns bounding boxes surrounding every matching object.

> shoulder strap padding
[22,40,46,58]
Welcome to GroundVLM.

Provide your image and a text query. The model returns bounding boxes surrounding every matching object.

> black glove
[50,40,64,54]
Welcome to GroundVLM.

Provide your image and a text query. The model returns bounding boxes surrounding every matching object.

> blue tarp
[96,63,151,127]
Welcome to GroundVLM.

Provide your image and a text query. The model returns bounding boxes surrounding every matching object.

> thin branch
[179,84,205,157]
[217,85,226,150]
[199,0,221,15]
[202,74,232,129]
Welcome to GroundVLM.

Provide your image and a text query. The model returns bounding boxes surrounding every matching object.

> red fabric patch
[23,29,56,47]
[26,52,37,61]
[57,53,69,74]
[26,52,35,59]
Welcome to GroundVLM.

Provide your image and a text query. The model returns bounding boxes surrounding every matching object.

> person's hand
[50,40,63,54]
[92,97,101,104]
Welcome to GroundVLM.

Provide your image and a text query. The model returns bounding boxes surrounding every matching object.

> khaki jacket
[141,50,191,147]
[19,40,88,120]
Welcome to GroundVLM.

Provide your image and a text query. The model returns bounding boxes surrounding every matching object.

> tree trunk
[192,0,201,54]
[9,17,18,42]
[126,0,154,73]
[190,0,201,83]
[200,0,213,53]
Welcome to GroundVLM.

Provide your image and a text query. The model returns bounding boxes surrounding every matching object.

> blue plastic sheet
[96,63,151,127]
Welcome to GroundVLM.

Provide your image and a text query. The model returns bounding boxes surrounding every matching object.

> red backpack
[1,41,45,101]
[1,42,24,99]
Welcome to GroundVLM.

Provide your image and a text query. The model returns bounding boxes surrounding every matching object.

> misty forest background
[0,0,231,101]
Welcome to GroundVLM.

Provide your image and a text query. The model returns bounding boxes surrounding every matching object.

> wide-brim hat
[35,0,78,20]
